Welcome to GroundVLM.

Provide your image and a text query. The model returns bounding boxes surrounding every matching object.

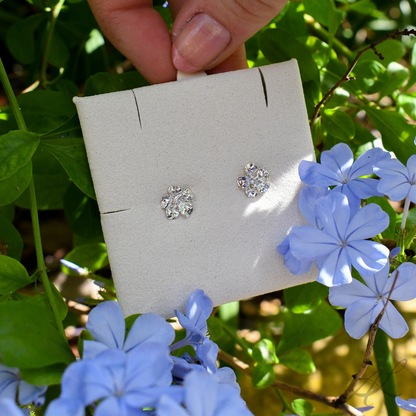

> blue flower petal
[123,313,175,353]
[316,193,350,241]
[289,226,338,260]
[329,279,374,308]
[298,160,341,187]
[185,371,217,416]
[361,263,389,294]
[348,148,390,179]
[86,301,125,350]
[283,249,314,275]
[406,154,416,180]
[18,382,47,406]
[347,241,389,277]
[0,398,30,416]
[346,203,389,241]
[298,186,329,226]
[344,299,376,339]
[385,263,416,301]
[347,178,384,199]
[409,184,416,203]
[276,236,290,255]
[396,397,416,412]
[331,185,361,213]
[377,175,411,201]
[373,158,407,178]
[317,248,351,286]
[320,143,354,179]
[379,302,408,339]
[82,340,110,360]
[156,395,189,416]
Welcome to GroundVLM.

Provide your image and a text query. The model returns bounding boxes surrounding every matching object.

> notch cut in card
[74,59,318,318]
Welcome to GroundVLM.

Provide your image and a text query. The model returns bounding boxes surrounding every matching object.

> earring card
[74,59,317,318]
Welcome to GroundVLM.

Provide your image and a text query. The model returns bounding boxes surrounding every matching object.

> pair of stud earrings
[160,164,270,220]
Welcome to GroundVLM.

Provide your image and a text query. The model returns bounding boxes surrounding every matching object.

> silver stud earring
[161,186,193,219]
[237,163,270,198]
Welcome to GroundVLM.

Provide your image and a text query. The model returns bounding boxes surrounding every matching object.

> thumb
[171,0,289,73]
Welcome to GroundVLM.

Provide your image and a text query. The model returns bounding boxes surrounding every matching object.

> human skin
[87,0,293,84]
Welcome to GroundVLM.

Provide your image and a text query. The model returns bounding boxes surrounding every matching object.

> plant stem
[0,57,66,340]
[373,331,400,416]
[401,194,410,231]
[275,388,295,414]
[40,0,65,88]
[306,18,354,61]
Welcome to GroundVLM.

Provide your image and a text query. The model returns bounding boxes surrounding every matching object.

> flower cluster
[278,143,416,340]
[42,290,254,416]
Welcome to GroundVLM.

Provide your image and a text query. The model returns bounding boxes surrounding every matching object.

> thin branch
[310,28,416,129]
[218,349,359,415]
[336,270,400,405]
[218,270,401,416]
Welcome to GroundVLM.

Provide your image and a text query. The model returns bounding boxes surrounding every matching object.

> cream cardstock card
[74,59,317,318]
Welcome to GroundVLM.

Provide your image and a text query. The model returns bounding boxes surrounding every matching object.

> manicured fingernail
[172,13,231,72]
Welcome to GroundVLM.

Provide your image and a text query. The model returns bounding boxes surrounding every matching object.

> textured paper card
[74,59,317,318]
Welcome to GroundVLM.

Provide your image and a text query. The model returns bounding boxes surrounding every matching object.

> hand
[87,0,290,84]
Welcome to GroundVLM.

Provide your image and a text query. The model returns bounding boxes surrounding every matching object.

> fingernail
[172,13,231,72]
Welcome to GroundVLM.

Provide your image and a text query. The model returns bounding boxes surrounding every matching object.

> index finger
[88,0,177,84]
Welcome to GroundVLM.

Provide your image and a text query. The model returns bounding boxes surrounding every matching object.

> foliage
[0,0,416,415]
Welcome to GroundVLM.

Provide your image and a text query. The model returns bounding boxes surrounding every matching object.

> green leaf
[352,60,386,94]
[406,42,416,90]
[20,363,66,386]
[397,93,416,121]
[15,171,70,210]
[322,109,355,141]
[276,302,342,355]
[11,290,67,322]
[63,183,101,237]
[353,122,377,145]
[207,316,223,341]
[84,71,150,96]
[54,79,79,97]
[367,197,396,240]
[0,255,31,295]
[40,138,95,199]
[346,0,377,15]
[32,146,64,175]
[48,30,70,68]
[379,62,409,99]
[292,398,314,416]
[0,130,39,181]
[279,349,316,374]
[364,106,416,164]
[259,29,320,87]
[0,205,15,222]
[252,363,275,389]
[0,91,76,136]
[284,282,329,314]
[62,243,108,275]
[0,214,23,260]
[0,301,75,367]
[0,162,32,206]
[5,13,47,64]
[303,0,331,26]
[252,339,279,364]
[360,39,406,68]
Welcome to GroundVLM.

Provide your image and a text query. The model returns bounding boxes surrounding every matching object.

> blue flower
[172,339,240,392]
[156,371,253,416]
[0,398,29,416]
[47,344,179,416]
[396,396,416,411]
[170,290,213,352]
[373,155,416,202]
[299,143,390,212]
[277,186,328,275]
[83,300,175,359]
[0,364,47,406]
[329,262,416,339]
[289,192,390,286]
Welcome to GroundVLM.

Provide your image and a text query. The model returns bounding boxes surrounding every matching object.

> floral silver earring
[237,163,270,198]
[161,186,193,219]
